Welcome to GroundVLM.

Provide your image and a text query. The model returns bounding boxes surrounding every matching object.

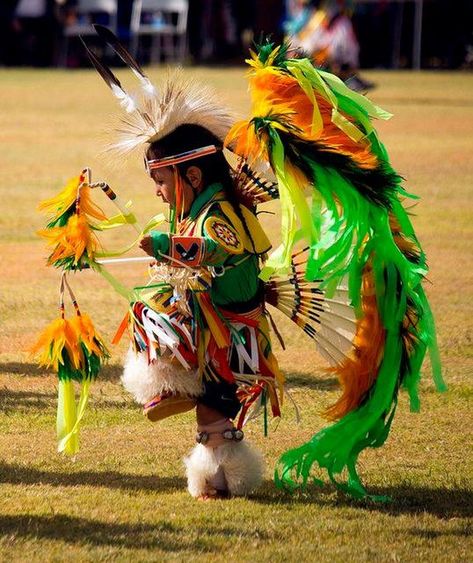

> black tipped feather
[93,24,147,79]
[80,36,123,92]
[278,131,402,209]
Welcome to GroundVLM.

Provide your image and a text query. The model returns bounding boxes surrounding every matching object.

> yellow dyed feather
[38,213,99,265]
[246,45,282,70]
[39,175,107,222]
[226,120,268,164]
[38,176,79,218]
[31,317,82,371]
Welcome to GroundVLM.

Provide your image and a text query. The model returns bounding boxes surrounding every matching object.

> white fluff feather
[121,349,202,405]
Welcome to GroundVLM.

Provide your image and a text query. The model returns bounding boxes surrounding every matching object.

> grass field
[0,67,472,562]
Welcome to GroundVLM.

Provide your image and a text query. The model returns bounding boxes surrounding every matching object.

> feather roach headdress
[82,25,234,156]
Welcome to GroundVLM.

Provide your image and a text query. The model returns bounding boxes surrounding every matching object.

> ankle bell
[196,428,244,445]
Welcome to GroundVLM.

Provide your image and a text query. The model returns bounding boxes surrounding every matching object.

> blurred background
[1,0,472,73]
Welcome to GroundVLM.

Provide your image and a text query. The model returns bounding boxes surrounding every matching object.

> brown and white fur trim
[122,348,202,405]
[184,441,264,498]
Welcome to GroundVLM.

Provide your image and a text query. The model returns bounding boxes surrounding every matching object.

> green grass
[0,67,472,561]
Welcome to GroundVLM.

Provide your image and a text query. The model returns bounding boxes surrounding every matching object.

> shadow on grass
[254,480,473,520]
[409,525,472,539]
[0,513,221,551]
[0,362,46,377]
[0,461,186,493]
[3,463,471,523]
[0,512,274,550]
[0,362,123,382]
[0,388,130,412]
[0,389,53,412]
[2,363,339,390]
[284,371,338,391]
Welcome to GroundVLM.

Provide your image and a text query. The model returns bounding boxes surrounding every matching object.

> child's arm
[144,212,245,269]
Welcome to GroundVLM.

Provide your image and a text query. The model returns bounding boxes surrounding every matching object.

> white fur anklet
[216,440,264,496]
[184,440,264,498]
[184,444,219,498]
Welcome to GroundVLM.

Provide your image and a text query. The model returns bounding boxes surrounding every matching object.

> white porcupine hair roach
[111,70,235,155]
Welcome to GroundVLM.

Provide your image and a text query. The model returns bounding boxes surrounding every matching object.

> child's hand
[139,236,154,256]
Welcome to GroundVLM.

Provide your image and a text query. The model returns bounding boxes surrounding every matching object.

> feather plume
[93,24,157,98]
[109,69,235,155]
[32,317,82,374]
[38,214,99,268]
[230,42,445,499]
[39,174,105,227]
[32,313,109,379]
[38,174,106,270]
[81,37,137,113]
[32,308,109,455]
[83,28,234,155]
[324,263,385,420]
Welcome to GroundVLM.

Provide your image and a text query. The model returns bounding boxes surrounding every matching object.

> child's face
[150,166,197,215]
[150,166,177,206]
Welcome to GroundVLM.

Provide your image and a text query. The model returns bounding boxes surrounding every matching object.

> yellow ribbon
[95,213,166,259]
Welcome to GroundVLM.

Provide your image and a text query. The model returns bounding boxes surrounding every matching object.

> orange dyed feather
[31,317,82,371]
[38,214,99,265]
[226,66,378,171]
[70,313,109,358]
[324,265,385,420]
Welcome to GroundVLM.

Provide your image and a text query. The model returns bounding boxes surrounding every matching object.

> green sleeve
[150,231,170,258]
[200,209,244,267]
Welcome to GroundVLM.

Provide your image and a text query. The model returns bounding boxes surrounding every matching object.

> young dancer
[80,27,443,501]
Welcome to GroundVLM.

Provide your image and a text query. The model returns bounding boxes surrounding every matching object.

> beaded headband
[145,145,220,174]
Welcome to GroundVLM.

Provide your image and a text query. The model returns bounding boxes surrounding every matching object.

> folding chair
[60,0,118,67]
[130,0,189,64]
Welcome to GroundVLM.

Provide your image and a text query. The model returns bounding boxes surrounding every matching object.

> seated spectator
[12,0,60,66]
[287,0,374,91]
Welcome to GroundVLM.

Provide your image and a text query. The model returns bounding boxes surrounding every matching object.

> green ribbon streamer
[57,379,92,455]
[276,319,403,501]
[261,98,444,498]
[56,379,79,455]
[96,212,138,230]
[284,59,391,144]
[93,264,134,301]
[260,132,317,281]
[318,69,393,121]
[418,285,447,393]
